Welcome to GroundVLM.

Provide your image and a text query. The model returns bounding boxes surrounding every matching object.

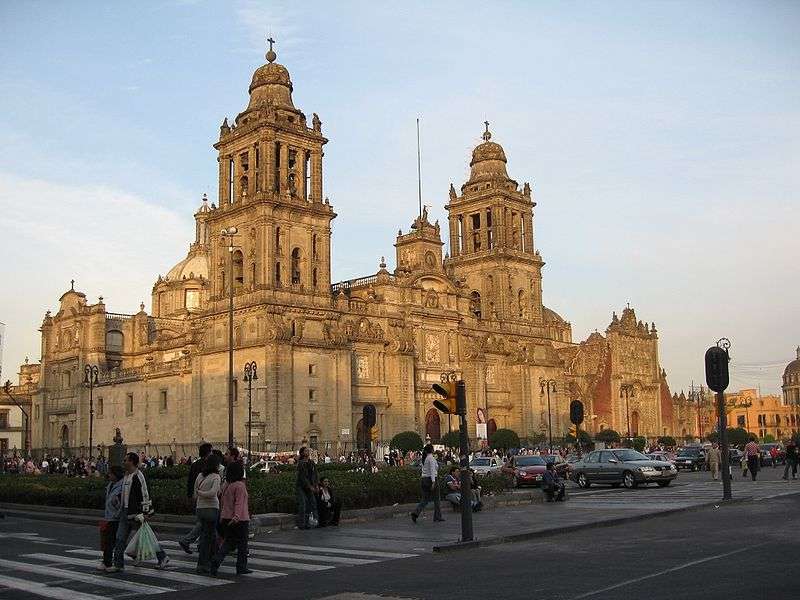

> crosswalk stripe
[158,541,375,565]
[0,574,109,600]
[244,556,334,571]
[247,541,417,559]
[24,554,229,586]
[66,549,286,579]
[0,557,175,594]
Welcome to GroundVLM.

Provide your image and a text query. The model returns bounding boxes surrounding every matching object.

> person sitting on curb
[316,477,342,527]
[542,462,566,502]
[443,466,482,512]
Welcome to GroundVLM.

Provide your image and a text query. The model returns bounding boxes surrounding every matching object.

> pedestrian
[770,446,779,468]
[194,454,221,574]
[110,452,170,572]
[542,462,566,502]
[98,466,124,571]
[316,477,342,527]
[708,443,721,481]
[295,447,318,529]
[782,440,798,480]
[178,442,212,554]
[744,436,760,481]
[410,443,444,523]
[209,461,251,575]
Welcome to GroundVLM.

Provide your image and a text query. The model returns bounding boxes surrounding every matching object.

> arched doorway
[487,418,498,439]
[60,425,69,450]
[355,418,367,449]
[631,411,640,437]
[425,408,441,442]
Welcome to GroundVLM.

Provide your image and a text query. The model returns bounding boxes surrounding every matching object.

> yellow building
[16,43,687,455]
[703,387,800,442]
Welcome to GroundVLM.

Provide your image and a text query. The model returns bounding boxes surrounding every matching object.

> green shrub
[390,431,424,453]
[632,436,647,451]
[439,431,462,449]
[490,428,520,451]
[657,435,676,447]
[144,465,190,480]
[595,429,621,444]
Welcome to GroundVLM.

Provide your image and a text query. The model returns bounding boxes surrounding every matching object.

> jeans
[181,515,203,547]
[101,521,119,567]
[412,477,442,520]
[211,521,249,573]
[747,456,759,481]
[195,507,219,572]
[113,508,166,568]
[783,459,798,479]
[296,487,318,528]
[317,497,341,526]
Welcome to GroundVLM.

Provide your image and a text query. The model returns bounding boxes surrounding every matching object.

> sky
[0,1,798,394]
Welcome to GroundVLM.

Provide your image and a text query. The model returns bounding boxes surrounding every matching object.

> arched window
[106,330,124,353]
[275,227,282,255]
[470,291,482,319]
[518,290,526,318]
[60,424,69,449]
[487,418,497,438]
[239,175,248,198]
[312,268,318,288]
[251,263,256,286]
[232,250,244,285]
[312,234,318,259]
[275,262,281,286]
[291,248,301,285]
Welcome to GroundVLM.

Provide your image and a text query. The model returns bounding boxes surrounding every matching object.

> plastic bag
[124,528,141,559]
[135,522,161,563]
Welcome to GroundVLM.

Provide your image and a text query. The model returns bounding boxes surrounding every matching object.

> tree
[706,427,750,447]
[761,433,776,443]
[657,435,676,448]
[389,431,423,454]
[489,428,521,451]
[632,436,647,452]
[564,430,593,450]
[595,429,621,445]
[439,431,461,449]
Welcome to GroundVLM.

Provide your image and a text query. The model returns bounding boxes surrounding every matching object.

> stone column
[247,146,256,200]
[218,156,226,206]
[278,143,289,195]
[523,212,534,253]
[297,149,307,201]
[264,140,275,194]
[448,215,458,257]
[310,150,323,203]
[481,210,489,251]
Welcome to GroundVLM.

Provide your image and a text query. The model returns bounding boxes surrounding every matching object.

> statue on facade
[312,112,322,132]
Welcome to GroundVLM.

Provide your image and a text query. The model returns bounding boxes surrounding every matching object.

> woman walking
[410,444,444,524]
[745,436,761,481]
[194,454,221,574]
[210,461,251,575]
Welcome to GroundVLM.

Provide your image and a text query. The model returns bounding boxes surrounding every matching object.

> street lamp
[3,380,30,455]
[620,384,635,442]
[221,226,239,448]
[539,378,556,449]
[243,361,258,465]
[83,365,99,458]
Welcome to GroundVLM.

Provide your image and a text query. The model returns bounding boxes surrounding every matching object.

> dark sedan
[571,448,678,489]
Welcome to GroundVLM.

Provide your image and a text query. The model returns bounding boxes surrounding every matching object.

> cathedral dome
[785,347,800,377]
[166,253,209,281]
[467,123,510,183]
[248,41,294,109]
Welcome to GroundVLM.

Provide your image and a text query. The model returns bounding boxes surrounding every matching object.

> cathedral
[12,43,687,454]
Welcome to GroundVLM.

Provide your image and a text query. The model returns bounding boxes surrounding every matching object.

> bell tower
[445,123,543,321]
[207,39,335,299]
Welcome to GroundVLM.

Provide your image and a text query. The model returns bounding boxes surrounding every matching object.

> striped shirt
[745,441,760,457]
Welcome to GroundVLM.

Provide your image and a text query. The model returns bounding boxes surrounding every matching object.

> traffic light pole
[717,390,732,500]
[456,381,473,542]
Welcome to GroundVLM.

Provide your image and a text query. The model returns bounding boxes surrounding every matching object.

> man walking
[782,440,798,480]
[708,442,722,481]
[744,436,761,481]
[295,447,318,529]
[179,442,212,554]
[110,452,169,572]
[410,444,444,523]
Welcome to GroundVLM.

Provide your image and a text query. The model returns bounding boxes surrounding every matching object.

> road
[1,467,797,600]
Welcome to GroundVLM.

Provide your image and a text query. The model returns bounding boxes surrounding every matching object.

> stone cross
[483,121,491,141]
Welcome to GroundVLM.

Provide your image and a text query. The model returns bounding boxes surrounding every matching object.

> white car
[469,456,503,475]
[249,459,280,473]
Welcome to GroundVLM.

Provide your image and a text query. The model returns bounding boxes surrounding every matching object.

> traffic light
[432,381,457,414]
[705,346,730,393]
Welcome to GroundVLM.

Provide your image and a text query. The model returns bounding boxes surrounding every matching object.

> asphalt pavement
[1,465,797,600]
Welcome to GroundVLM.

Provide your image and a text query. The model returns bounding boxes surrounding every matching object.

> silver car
[469,456,503,475]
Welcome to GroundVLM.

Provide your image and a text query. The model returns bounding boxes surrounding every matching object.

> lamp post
[620,384,635,443]
[243,361,258,465]
[221,226,239,448]
[83,365,99,458]
[3,380,30,455]
[539,378,556,449]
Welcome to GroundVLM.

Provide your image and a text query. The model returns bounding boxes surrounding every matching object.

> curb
[433,490,800,552]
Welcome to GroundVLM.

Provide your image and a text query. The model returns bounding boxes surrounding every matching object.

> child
[209,461,251,575]
[99,466,124,571]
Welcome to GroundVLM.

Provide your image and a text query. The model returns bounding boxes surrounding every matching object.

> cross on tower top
[266,37,277,62]
[70,279,75,291]
[482,121,491,142]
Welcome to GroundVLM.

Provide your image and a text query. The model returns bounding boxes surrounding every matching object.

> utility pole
[83,365,99,458]
[705,338,732,501]
[539,378,556,449]
[243,362,258,465]
[221,226,238,448]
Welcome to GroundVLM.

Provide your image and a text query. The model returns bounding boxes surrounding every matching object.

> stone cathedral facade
[18,45,687,454]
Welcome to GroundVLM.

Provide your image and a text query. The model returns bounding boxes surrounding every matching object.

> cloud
[0,173,190,377]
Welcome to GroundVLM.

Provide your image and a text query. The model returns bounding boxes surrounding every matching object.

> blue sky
[0,1,797,393]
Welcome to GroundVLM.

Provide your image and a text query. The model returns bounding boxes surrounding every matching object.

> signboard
[341,428,350,436]
[476,423,487,440]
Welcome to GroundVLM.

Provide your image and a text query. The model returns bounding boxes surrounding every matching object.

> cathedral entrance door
[487,418,497,439]
[425,408,441,442]
[60,425,69,456]
[356,419,367,450]
[631,411,640,437]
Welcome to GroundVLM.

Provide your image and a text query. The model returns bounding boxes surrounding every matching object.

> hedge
[0,468,512,516]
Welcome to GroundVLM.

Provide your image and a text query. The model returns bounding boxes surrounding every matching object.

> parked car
[570,448,677,489]
[469,456,503,475]
[728,448,744,464]
[646,452,675,464]
[249,459,280,473]
[502,455,549,487]
[674,447,706,471]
